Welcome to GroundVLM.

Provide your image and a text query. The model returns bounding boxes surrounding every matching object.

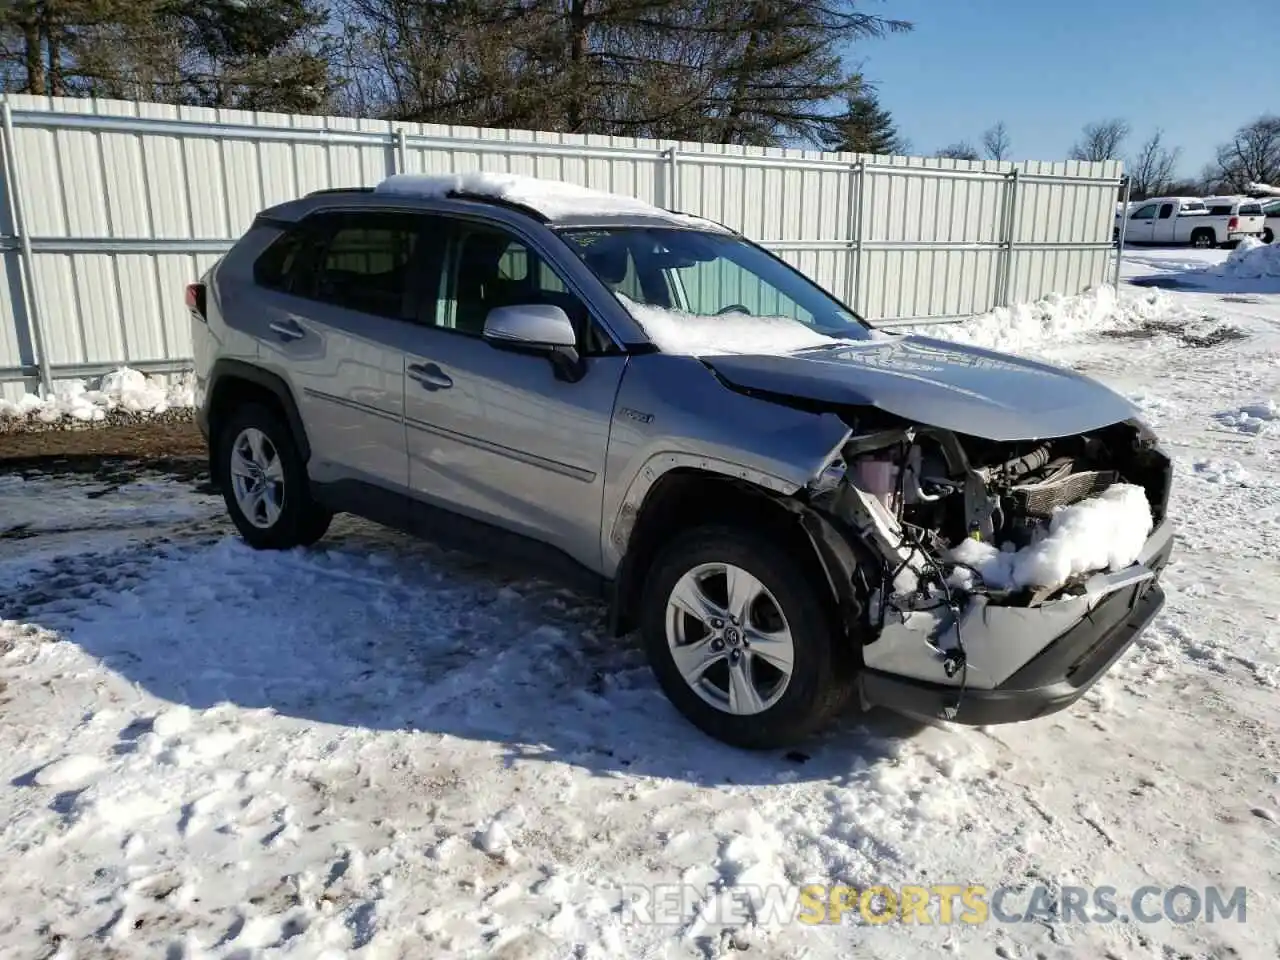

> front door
[1152,202,1177,243]
[403,217,626,570]
[1125,203,1158,244]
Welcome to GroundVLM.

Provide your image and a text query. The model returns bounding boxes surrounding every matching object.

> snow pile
[0,367,195,425]
[947,483,1153,592]
[1213,399,1279,435]
[375,171,661,219]
[616,294,850,355]
[895,285,1188,354]
[1212,237,1280,279]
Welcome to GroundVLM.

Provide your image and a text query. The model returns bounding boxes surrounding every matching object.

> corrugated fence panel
[0,94,1122,391]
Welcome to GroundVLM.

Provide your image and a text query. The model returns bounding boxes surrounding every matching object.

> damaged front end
[803,416,1174,724]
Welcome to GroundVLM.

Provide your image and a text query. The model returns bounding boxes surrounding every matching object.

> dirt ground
[0,422,209,482]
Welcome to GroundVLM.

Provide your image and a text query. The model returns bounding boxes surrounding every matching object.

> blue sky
[856,0,1278,174]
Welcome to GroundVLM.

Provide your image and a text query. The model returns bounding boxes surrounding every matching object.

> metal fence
[0,94,1124,400]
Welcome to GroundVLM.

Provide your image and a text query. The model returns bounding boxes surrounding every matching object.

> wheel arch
[1190,225,1217,246]
[607,467,868,643]
[206,360,310,475]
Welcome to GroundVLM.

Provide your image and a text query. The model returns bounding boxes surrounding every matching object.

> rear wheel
[640,526,852,749]
[216,403,331,550]
[1264,227,1275,245]
[1191,229,1216,249]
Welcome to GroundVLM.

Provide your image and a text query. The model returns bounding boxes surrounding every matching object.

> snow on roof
[373,172,666,220]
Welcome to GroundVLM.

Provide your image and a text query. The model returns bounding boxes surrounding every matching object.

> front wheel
[640,526,853,749]
[216,403,332,550]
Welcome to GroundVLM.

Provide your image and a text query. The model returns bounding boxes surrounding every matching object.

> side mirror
[482,304,584,382]
[483,304,577,351]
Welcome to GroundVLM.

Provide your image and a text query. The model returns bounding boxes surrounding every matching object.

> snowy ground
[1,247,1278,959]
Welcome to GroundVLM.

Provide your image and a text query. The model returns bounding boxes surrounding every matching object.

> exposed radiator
[1008,469,1118,518]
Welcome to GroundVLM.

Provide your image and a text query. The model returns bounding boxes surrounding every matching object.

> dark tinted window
[1208,205,1233,215]
[305,214,420,319]
[254,229,308,291]
[1158,203,1174,219]
[1131,204,1157,218]
[1239,203,1263,216]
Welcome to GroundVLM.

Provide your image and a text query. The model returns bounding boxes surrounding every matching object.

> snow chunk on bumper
[948,484,1154,593]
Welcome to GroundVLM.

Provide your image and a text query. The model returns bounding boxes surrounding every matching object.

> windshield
[558,227,872,349]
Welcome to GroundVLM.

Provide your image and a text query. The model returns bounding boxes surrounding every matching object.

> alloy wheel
[229,427,286,529]
[664,562,795,715]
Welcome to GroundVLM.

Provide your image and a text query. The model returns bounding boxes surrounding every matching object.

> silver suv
[190,173,1174,748]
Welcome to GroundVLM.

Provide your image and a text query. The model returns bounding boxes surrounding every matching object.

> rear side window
[306,214,419,319]
[1239,203,1263,216]
[1207,205,1233,215]
[253,212,422,320]
[1158,203,1173,219]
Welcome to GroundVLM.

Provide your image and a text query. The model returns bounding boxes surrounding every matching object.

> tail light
[186,282,207,322]
[1228,216,1239,231]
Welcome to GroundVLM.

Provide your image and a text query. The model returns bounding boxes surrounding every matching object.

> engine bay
[806,416,1171,626]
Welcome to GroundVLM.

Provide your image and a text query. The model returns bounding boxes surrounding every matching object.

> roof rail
[306,187,375,196]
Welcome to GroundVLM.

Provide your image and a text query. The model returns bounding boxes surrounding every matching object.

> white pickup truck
[1262,198,1279,244]
[1115,195,1267,248]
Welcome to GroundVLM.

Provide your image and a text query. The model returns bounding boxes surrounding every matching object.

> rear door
[1152,202,1178,243]
[1124,203,1158,243]
[256,210,424,491]
[402,216,627,570]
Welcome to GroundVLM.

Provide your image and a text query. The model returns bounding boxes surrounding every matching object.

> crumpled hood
[702,335,1140,441]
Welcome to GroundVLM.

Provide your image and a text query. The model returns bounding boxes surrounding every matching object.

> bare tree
[1068,118,1129,162]
[1127,129,1181,199]
[981,121,1011,161]
[935,141,979,161]
[1206,115,1280,193]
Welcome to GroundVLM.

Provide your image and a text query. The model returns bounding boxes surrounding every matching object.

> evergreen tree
[822,86,905,155]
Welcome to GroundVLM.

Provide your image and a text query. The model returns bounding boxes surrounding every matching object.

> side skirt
[310,478,611,603]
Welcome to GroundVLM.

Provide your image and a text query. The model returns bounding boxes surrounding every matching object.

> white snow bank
[947,483,1153,592]
[617,294,844,356]
[375,171,661,219]
[894,285,1187,354]
[1211,237,1280,279]
[0,367,194,423]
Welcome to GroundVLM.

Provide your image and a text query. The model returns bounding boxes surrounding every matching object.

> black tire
[1191,229,1216,249]
[1265,227,1275,245]
[640,526,853,749]
[215,402,332,550]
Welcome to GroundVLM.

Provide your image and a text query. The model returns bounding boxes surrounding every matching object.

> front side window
[435,222,614,353]
[559,227,870,343]
[1131,204,1158,219]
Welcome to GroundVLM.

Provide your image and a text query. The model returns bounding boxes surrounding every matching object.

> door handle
[408,362,453,390]
[269,319,305,342]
